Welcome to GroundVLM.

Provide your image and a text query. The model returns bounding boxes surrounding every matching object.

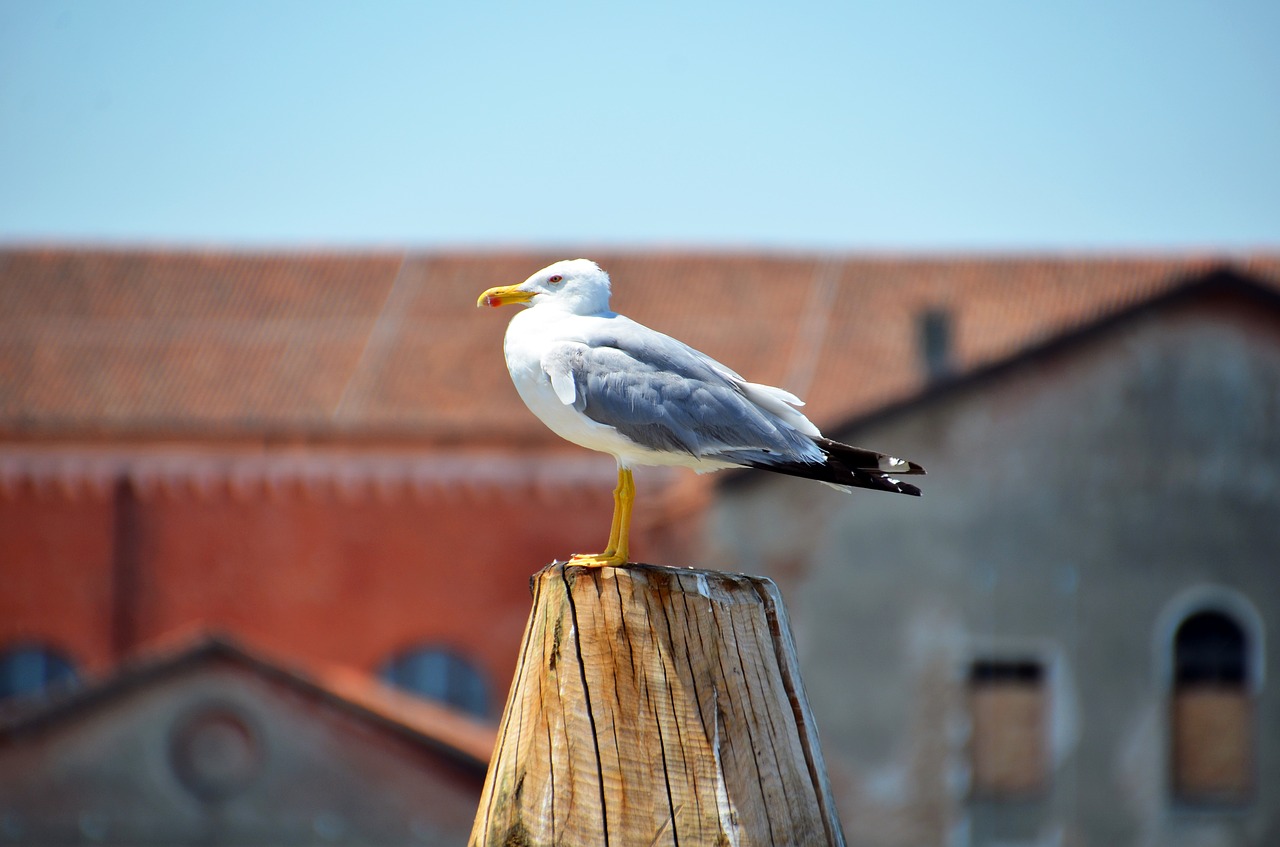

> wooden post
[470,562,846,847]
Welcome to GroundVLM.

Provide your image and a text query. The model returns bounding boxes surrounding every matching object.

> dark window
[0,643,78,700]
[1171,611,1253,804]
[380,646,490,718]
[1175,611,1246,685]
[968,657,1047,798]
[971,659,1043,685]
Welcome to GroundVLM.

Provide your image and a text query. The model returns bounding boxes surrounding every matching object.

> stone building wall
[709,292,1280,846]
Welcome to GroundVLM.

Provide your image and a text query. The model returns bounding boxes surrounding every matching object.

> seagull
[477,259,924,568]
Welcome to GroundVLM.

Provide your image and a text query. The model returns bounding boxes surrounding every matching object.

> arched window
[380,646,490,718]
[1171,610,1253,804]
[0,643,78,701]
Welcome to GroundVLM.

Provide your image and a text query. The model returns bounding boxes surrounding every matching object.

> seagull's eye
[548,275,563,284]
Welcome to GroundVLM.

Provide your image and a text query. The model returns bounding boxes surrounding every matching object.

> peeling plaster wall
[709,297,1280,847]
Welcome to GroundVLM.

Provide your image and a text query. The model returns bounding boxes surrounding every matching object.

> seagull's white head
[477,259,612,315]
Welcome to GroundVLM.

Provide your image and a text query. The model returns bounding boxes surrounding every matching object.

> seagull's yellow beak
[477,284,535,308]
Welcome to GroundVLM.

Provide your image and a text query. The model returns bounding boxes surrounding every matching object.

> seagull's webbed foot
[568,467,634,569]
[567,550,628,569]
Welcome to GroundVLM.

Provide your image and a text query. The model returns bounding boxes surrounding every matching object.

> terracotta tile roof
[3,248,1278,444]
[0,629,497,769]
[0,249,402,437]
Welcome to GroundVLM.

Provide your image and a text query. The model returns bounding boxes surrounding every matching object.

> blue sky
[2,0,1277,251]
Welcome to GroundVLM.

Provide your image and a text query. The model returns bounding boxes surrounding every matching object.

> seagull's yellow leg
[611,468,635,562]
[600,470,626,557]
[570,467,634,568]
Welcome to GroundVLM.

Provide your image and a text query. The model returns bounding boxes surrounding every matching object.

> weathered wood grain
[470,561,846,847]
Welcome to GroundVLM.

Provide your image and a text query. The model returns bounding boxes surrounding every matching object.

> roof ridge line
[332,256,417,421]
[782,258,843,400]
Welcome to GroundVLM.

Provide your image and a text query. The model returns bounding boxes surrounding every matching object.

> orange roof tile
[3,248,1278,445]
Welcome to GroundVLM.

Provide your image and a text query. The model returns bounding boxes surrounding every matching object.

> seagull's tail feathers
[736,437,925,496]
[740,381,821,437]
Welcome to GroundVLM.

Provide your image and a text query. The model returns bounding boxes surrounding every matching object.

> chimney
[919,307,953,382]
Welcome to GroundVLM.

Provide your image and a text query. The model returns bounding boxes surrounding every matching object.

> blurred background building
[2,248,1277,845]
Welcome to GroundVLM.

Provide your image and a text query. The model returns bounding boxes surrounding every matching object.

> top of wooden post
[471,561,846,847]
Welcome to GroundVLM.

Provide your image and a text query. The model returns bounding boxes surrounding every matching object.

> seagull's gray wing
[542,321,820,463]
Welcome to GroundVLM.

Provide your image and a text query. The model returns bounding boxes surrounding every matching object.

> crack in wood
[562,566,612,847]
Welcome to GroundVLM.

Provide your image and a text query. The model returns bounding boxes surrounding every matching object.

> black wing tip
[813,437,926,476]
[746,459,924,497]
[861,473,922,497]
